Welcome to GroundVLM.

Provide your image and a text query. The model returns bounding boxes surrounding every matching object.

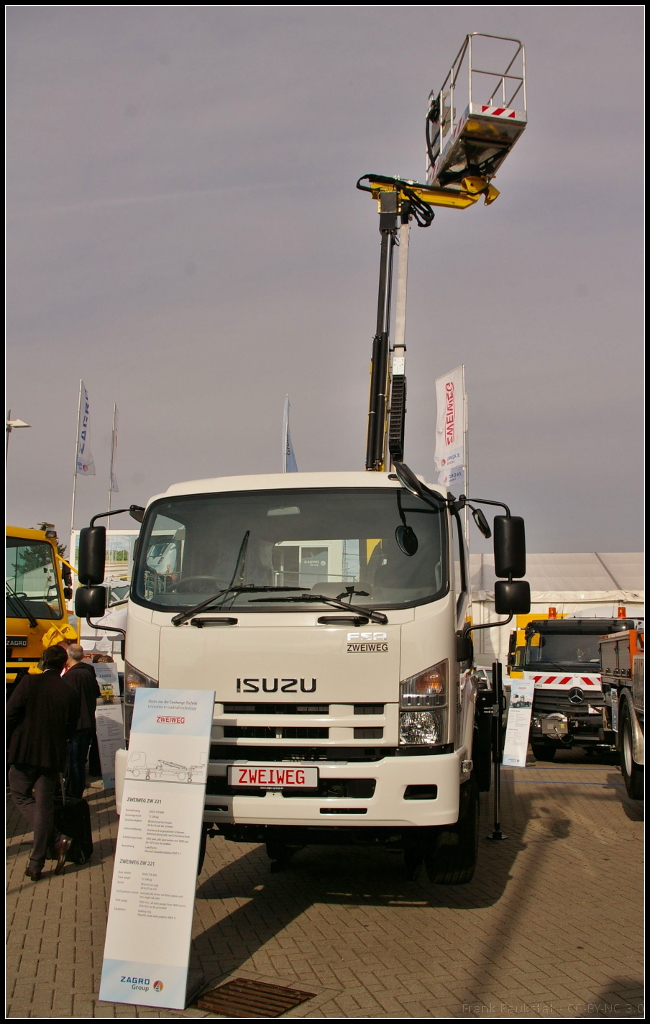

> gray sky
[7,6,644,554]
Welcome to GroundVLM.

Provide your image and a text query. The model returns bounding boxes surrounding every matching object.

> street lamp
[6,409,32,464]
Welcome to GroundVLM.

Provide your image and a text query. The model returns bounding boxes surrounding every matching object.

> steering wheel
[168,576,220,594]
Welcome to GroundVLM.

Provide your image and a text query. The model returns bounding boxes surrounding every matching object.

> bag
[53,796,94,865]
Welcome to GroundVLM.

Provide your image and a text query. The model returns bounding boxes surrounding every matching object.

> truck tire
[620,702,644,800]
[424,778,479,885]
[531,742,556,761]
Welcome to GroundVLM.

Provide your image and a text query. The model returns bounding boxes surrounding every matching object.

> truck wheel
[620,702,644,800]
[424,778,479,885]
[531,743,556,761]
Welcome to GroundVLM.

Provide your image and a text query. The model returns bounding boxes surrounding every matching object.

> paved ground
[6,749,644,1019]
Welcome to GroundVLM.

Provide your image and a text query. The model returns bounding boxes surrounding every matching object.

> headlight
[400,660,448,708]
[124,662,158,705]
[399,710,447,746]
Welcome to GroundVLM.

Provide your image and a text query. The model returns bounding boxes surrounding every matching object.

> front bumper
[203,751,462,828]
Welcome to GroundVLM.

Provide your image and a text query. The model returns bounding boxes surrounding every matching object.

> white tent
[469,552,644,666]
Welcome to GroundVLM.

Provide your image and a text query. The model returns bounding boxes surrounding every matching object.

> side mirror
[75,585,107,619]
[456,631,473,663]
[493,515,526,578]
[393,461,426,499]
[129,505,145,523]
[78,526,106,586]
[63,586,73,601]
[472,507,491,539]
[395,524,419,556]
[495,580,530,615]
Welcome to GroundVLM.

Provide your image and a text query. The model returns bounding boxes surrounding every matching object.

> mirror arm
[86,618,126,661]
[458,495,512,517]
[90,506,145,527]
[463,614,514,638]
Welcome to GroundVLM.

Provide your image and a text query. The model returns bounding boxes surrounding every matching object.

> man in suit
[64,644,101,799]
[7,645,80,880]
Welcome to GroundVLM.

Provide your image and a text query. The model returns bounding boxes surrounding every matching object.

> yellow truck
[6,525,76,693]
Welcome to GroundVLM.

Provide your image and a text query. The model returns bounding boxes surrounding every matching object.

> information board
[94,661,121,699]
[95,703,124,789]
[99,688,214,1010]
[502,678,536,768]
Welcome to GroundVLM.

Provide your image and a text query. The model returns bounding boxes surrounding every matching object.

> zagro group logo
[153,980,164,992]
[121,976,150,991]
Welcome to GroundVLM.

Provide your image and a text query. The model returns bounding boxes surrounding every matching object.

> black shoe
[54,836,72,875]
[25,865,42,881]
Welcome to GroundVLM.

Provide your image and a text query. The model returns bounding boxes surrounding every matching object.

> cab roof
[148,471,447,505]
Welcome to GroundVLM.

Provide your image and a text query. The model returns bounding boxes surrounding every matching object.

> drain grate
[197,977,315,1017]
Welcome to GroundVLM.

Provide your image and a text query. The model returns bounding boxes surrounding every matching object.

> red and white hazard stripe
[480,105,518,118]
[532,674,599,687]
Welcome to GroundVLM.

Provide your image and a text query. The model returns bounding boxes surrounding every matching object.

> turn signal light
[400,660,448,708]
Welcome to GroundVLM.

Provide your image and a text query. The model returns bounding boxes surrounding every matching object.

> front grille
[211,744,393,762]
[284,778,376,799]
[320,807,367,814]
[353,727,383,740]
[354,704,384,715]
[223,703,329,715]
[224,726,329,740]
[533,690,605,714]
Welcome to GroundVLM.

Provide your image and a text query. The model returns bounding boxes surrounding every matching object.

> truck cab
[6,525,73,693]
[523,617,637,759]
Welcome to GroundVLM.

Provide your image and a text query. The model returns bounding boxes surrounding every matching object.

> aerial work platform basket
[426,33,527,190]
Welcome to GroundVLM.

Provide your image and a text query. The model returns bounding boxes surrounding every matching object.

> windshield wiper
[171,585,303,626]
[6,583,38,628]
[249,593,388,625]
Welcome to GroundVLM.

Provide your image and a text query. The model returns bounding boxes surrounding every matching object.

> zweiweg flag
[434,366,465,482]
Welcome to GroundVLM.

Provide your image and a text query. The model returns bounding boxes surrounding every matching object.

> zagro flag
[109,404,119,493]
[434,366,465,476]
[282,395,298,473]
[438,466,464,489]
[76,381,96,476]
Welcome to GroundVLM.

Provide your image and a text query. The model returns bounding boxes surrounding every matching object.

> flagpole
[70,380,82,562]
[282,396,289,473]
[108,403,117,512]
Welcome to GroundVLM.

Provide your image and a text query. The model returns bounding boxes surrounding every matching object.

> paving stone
[6,751,644,1019]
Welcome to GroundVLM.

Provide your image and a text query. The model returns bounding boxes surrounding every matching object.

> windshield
[133,488,448,612]
[6,537,62,620]
[523,632,601,670]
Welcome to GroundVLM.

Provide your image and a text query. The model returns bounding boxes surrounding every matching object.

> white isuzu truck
[75,34,531,882]
[78,466,529,883]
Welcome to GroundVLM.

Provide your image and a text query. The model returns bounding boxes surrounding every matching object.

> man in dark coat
[7,645,80,880]
[64,644,101,798]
